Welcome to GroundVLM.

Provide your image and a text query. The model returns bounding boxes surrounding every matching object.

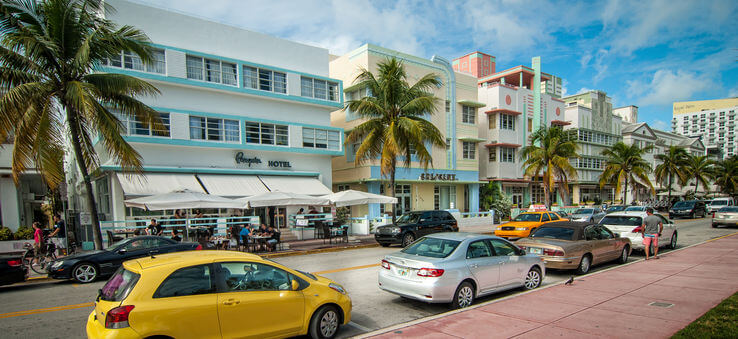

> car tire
[379,242,391,247]
[690,212,695,219]
[712,223,717,228]
[575,254,591,275]
[668,232,678,249]
[451,281,475,309]
[401,233,415,247]
[72,263,98,283]
[617,246,630,264]
[524,267,542,290]
[308,305,341,339]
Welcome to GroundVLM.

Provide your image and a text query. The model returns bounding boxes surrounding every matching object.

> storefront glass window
[434,185,456,210]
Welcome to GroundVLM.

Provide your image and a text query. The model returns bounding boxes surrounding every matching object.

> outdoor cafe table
[250,235,270,252]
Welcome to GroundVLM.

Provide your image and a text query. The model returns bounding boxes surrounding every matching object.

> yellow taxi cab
[494,211,563,239]
[86,250,351,339]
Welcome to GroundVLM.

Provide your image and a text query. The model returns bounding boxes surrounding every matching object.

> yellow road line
[705,231,738,242]
[0,302,93,319]
[313,263,379,275]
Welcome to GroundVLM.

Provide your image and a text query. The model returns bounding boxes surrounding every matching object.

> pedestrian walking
[642,207,663,260]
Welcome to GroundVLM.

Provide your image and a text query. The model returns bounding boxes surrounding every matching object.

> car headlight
[329,283,347,295]
[496,226,502,230]
[390,227,401,234]
[515,227,528,231]
[50,261,64,270]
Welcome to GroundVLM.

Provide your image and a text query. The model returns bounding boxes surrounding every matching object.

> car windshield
[100,267,140,301]
[530,227,575,240]
[600,215,643,226]
[396,212,421,224]
[673,201,695,208]
[606,206,626,213]
[573,208,593,214]
[711,200,729,206]
[719,207,738,212]
[625,206,646,211]
[109,238,132,250]
[401,237,460,258]
[513,213,541,222]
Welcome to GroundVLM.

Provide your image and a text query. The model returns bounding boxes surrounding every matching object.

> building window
[243,66,286,93]
[488,148,497,162]
[462,142,475,159]
[102,49,166,74]
[301,77,339,101]
[189,116,240,142]
[96,179,110,214]
[500,147,515,163]
[462,105,475,124]
[488,115,496,129]
[445,100,450,113]
[116,111,170,137]
[337,185,350,192]
[245,122,288,146]
[446,138,451,151]
[434,185,457,210]
[528,118,533,132]
[500,114,515,130]
[303,128,340,150]
[186,55,237,86]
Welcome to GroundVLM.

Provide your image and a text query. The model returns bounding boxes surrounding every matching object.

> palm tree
[715,156,738,198]
[685,155,715,198]
[598,142,654,205]
[0,0,163,249]
[654,146,690,204]
[520,126,579,209]
[345,58,445,222]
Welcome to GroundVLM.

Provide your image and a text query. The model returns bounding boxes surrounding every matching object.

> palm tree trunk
[694,178,698,197]
[390,163,397,224]
[66,109,103,250]
[667,172,673,205]
[624,177,629,205]
[543,180,551,210]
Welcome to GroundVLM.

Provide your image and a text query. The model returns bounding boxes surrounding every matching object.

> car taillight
[712,212,715,218]
[195,244,202,250]
[105,305,135,329]
[381,259,390,270]
[517,246,526,250]
[542,249,564,256]
[6,260,21,267]
[417,268,444,277]
[631,226,642,233]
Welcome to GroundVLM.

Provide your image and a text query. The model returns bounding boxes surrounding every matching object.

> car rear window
[711,200,729,206]
[530,227,575,240]
[154,264,215,298]
[401,237,460,258]
[673,201,695,208]
[600,215,642,226]
[100,267,140,302]
[719,207,738,212]
[574,208,593,214]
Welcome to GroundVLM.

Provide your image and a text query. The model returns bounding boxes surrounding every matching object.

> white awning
[197,174,269,197]
[116,173,205,196]
[259,176,332,195]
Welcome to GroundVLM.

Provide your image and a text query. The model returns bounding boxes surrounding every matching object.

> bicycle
[22,241,57,275]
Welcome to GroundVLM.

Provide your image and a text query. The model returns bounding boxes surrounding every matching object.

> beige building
[671,97,738,159]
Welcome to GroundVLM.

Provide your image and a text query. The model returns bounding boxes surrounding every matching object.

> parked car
[669,200,706,219]
[556,211,571,220]
[378,233,545,309]
[598,211,678,252]
[605,205,628,214]
[87,250,351,339]
[707,197,736,214]
[516,221,631,275]
[374,210,458,247]
[47,236,201,283]
[0,254,27,286]
[570,207,606,222]
[624,206,648,212]
[494,211,563,239]
[712,206,738,228]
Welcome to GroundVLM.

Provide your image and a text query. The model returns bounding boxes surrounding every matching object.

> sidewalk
[364,233,738,338]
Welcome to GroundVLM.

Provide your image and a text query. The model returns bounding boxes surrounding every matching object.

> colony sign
[418,173,458,181]
[235,152,292,169]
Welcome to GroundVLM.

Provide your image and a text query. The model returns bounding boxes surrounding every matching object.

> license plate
[529,247,542,254]
[397,268,408,276]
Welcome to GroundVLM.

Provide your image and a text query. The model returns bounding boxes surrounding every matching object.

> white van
[707,197,735,214]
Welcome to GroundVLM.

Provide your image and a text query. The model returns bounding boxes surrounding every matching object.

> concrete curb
[355,230,738,338]
[261,243,379,258]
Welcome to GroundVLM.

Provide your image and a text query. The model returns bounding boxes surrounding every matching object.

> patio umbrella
[237,190,331,208]
[321,189,398,207]
[124,189,243,210]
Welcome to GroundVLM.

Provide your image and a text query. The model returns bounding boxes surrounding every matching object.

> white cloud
[652,119,669,131]
[626,69,713,106]
[576,87,593,95]
[729,87,738,98]
[560,79,569,97]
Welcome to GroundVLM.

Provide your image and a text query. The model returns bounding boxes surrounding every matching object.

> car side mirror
[291,279,300,291]
[117,248,127,254]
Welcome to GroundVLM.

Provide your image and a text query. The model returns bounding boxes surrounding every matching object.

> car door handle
[222,299,240,306]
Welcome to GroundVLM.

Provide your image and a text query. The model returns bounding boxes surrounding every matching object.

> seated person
[257,224,268,235]
[239,226,251,250]
[266,226,280,251]
[171,229,182,242]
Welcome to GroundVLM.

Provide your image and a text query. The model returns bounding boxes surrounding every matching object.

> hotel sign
[235,152,292,169]
[419,173,458,181]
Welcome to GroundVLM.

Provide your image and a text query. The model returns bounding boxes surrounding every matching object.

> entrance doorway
[510,187,523,208]
[434,185,457,210]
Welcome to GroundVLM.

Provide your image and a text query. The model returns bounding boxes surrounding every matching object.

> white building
[671,98,738,159]
[0,138,49,231]
[613,105,638,124]
[67,0,341,227]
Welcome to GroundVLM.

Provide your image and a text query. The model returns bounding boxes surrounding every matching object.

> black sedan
[0,254,27,286]
[47,236,200,283]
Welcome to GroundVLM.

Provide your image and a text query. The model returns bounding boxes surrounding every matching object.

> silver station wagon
[378,233,545,309]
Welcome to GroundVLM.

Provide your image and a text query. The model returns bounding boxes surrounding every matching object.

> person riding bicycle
[49,213,66,254]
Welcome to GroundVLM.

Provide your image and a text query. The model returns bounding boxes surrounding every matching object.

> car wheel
[379,242,391,247]
[401,233,415,247]
[524,267,542,290]
[308,305,340,339]
[451,281,475,309]
[712,223,717,228]
[72,263,98,283]
[690,212,695,219]
[575,255,591,275]
[617,246,630,264]
[668,232,678,249]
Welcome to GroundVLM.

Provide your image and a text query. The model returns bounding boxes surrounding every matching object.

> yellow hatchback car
[86,251,351,339]
[494,211,563,239]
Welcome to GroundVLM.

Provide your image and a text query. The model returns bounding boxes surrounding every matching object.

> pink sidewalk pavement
[365,233,738,339]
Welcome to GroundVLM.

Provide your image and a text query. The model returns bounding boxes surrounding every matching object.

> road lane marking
[0,302,93,319]
[348,321,373,332]
[313,263,378,275]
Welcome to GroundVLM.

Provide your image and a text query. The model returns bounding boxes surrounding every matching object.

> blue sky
[144,0,738,131]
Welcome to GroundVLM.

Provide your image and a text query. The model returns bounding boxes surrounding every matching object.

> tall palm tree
[715,156,738,198]
[0,0,163,249]
[345,58,445,222]
[685,154,715,197]
[598,142,654,205]
[654,146,690,204]
[520,126,579,209]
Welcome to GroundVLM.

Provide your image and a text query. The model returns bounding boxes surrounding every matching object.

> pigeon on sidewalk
[564,276,574,285]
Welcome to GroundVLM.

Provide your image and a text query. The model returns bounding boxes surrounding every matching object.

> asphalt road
[0,217,735,339]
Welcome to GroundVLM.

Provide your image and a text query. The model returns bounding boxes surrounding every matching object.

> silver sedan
[378,233,546,309]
